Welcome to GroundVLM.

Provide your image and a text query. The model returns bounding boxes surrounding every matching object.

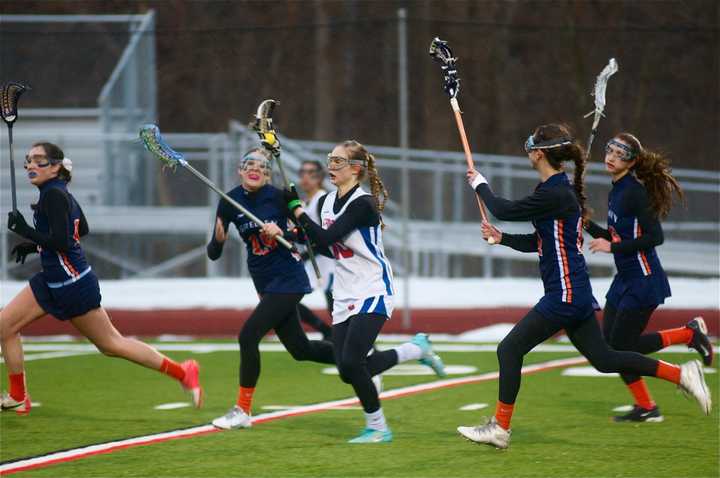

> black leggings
[497,307,662,405]
[602,303,665,385]
[239,293,335,388]
[297,303,333,340]
[333,314,399,413]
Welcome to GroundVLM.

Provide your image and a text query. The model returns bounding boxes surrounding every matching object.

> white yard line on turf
[18,342,704,354]
[0,356,587,475]
[0,351,94,363]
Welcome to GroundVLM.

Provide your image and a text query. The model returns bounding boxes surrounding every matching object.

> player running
[284,140,446,444]
[1,142,202,414]
[457,124,711,449]
[585,132,713,422]
[208,148,336,430]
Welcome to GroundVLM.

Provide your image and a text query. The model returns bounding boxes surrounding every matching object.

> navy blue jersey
[606,174,664,278]
[585,174,670,308]
[33,179,91,286]
[477,173,596,323]
[212,184,310,295]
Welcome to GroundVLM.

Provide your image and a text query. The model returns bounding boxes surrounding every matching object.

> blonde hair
[340,140,389,219]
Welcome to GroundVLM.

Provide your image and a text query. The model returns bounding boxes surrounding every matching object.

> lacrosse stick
[1,82,30,212]
[253,99,321,279]
[139,124,295,251]
[429,38,494,243]
[584,58,618,157]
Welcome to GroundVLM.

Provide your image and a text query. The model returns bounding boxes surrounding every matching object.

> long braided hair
[341,140,389,226]
[614,133,684,219]
[531,124,589,219]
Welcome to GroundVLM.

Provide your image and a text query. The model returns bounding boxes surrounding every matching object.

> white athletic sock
[394,342,423,363]
[365,407,388,431]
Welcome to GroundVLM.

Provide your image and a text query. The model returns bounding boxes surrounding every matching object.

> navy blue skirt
[30,270,102,321]
[606,273,671,311]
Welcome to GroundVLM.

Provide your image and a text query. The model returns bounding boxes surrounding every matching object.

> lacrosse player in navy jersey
[208,148,337,430]
[284,140,446,444]
[2,142,203,414]
[456,124,711,449]
[584,133,713,422]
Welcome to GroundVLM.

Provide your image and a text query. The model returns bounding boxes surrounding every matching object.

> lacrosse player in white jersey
[284,140,446,444]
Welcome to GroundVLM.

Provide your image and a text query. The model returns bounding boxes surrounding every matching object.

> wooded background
[2,0,718,168]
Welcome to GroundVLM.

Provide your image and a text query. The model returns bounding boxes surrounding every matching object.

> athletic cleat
[1,393,31,415]
[679,360,712,415]
[212,405,252,430]
[412,333,447,378]
[180,359,203,408]
[372,374,384,395]
[457,417,511,449]
[687,317,713,366]
[348,428,393,443]
[613,405,664,423]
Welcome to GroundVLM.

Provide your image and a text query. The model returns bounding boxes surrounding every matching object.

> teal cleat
[412,333,447,378]
[348,428,393,444]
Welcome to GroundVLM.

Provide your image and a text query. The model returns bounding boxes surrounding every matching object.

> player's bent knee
[337,358,360,384]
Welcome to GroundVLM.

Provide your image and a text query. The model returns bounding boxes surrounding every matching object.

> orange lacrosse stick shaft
[450,97,490,224]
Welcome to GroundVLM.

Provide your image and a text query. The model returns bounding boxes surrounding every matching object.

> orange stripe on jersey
[635,222,652,275]
[557,220,573,303]
[60,252,80,277]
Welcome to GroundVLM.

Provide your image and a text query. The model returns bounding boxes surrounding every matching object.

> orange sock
[494,400,515,430]
[8,373,26,401]
[655,360,681,384]
[627,379,655,409]
[237,386,255,414]
[658,327,693,348]
[159,358,185,381]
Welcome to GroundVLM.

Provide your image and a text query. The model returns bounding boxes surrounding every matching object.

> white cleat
[457,417,511,449]
[212,406,252,430]
[679,360,712,415]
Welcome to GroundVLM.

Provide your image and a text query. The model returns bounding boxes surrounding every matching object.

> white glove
[468,170,488,189]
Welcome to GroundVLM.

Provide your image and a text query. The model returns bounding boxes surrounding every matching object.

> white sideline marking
[321,364,477,376]
[0,355,587,475]
[0,351,93,363]
[154,402,192,410]
[459,403,488,411]
[17,342,708,354]
[261,405,363,411]
[613,405,634,412]
[562,367,619,378]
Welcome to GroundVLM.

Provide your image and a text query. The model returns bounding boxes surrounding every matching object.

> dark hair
[340,140,389,225]
[301,160,325,180]
[531,124,588,219]
[32,142,71,182]
[615,132,684,219]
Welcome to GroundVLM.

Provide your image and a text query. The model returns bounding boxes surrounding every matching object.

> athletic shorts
[29,269,102,321]
[332,295,394,325]
[535,288,599,328]
[605,273,671,310]
[251,268,312,295]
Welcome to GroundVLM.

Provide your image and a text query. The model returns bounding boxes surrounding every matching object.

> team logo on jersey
[608,209,618,223]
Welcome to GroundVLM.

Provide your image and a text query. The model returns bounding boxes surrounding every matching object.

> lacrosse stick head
[429,37,460,98]
[252,99,282,157]
[586,58,619,127]
[1,82,30,125]
[139,124,185,171]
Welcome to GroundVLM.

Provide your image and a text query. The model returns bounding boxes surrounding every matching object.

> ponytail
[616,133,684,219]
[341,140,390,228]
[532,124,589,219]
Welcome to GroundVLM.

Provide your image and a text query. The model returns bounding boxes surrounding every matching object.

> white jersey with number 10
[320,187,395,324]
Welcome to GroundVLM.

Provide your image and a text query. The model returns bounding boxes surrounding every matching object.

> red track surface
[21,308,719,336]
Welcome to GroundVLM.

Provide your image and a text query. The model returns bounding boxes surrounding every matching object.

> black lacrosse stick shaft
[8,125,17,212]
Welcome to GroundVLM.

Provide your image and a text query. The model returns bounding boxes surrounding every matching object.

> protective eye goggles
[240,153,270,172]
[605,139,636,161]
[24,154,73,170]
[524,135,573,153]
[326,154,366,169]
